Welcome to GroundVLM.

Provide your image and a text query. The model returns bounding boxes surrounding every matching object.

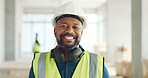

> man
[29,1,109,78]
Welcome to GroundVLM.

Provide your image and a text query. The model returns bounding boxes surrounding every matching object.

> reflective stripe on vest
[33,51,103,78]
[38,52,46,78]
[89,53,98,78]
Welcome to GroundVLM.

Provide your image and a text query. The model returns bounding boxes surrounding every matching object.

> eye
[59,24,67,28]
[73,26,80,29]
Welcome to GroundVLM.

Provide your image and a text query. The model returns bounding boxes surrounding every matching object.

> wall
[142,0,148,60]
[0,0,5,63]
[15,0,23,62]
[107,0,131,64]
[14,0,33,63]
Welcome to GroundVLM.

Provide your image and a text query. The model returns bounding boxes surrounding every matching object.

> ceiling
[22,0,107,9]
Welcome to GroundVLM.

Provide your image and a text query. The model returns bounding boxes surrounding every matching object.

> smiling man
[29,1,109,78]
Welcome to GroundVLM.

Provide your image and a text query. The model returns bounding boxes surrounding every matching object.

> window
[80,14,100,52]
[21,14,57,54]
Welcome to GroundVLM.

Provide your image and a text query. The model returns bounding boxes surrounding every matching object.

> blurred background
[0,0,148,78]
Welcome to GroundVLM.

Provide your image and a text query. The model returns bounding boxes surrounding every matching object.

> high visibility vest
[33,51,104,78]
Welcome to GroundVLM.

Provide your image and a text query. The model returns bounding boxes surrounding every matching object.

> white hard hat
[51,1,87,30]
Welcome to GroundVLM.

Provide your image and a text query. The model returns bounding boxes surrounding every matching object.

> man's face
[54,17,83,50]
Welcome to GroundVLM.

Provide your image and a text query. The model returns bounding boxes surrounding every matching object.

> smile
[64,36,75,41]
[65,36,74,40]
[60,33,77,42]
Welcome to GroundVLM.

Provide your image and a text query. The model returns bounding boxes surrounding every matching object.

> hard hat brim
[51,14,87,30]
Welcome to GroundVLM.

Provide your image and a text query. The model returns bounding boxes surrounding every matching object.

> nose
[65,26,74,33]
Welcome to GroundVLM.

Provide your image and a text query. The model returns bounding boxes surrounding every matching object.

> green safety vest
[33,51,104,78]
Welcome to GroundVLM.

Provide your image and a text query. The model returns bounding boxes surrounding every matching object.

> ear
[54,28,56,37]
[81,30,83,36]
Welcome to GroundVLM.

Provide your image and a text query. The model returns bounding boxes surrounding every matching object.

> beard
[57,33,79,50]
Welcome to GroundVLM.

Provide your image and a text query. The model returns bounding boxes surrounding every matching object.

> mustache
[60,33,77,38]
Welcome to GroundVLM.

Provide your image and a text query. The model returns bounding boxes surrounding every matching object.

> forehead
[56,17,82,24]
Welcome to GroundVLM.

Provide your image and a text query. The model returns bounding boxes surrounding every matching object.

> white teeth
[65,37,73,39]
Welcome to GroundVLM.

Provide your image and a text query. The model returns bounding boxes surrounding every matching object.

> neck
[57,45,79,63]
[60,47,70,63]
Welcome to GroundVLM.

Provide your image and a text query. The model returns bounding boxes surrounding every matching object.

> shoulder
[29,66,35,78]
[103,65,110,78]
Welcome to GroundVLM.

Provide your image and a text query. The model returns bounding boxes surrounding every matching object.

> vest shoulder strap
[38,52,47,78]
[89,52,104,78]
[89,53,98,78]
